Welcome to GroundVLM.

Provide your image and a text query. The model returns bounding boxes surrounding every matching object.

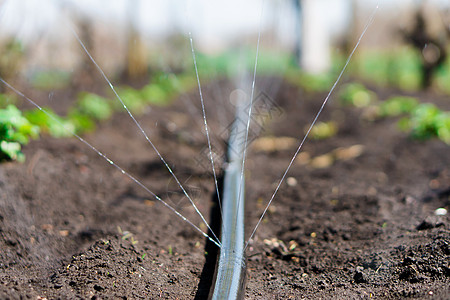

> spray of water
[0,77,221,248]
[69,25,221,245]
[0,0,380,256]
[245,4,379,250]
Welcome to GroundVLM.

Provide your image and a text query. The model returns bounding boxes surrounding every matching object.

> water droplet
[434,208,447,216]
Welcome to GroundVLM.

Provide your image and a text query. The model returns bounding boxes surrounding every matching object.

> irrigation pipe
[210,102,248,299]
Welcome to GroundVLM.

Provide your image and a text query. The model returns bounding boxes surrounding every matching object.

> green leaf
[67,111,96,133]
[338,83,376,108]
[434,112,450,144]
[115,87,147,113]
[409,104,445,141]
[75,93,112,121]
[309,121,338,140]
[0,105,40,162]
[0,140,24,162]
[141,84,168,105]
[379,96,419,117]
[25,108,74,138]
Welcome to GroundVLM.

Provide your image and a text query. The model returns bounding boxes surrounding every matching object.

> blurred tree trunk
[345,0,358,55]
[300,0,331,74]
[72,17,97,89]
[125,30,148,81]
[124,0,148,81]
[403,7,448,89]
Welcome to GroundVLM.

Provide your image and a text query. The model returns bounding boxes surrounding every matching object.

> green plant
[195,49,294,79]
[141,83,169,105]
[25,107,75,138]
[285,70,335,93]
[352,48,424,91]
[378,96,419,117]
[0,105,40,162]
[308,121,338,140]
[353,51,390,86]
[338,83,376,107]
[388,48,422,91]
[116,74,182,113]
[141,73,189,105]
[75,92,113,121]
[374,96,449,144]
[115,87,148,113]
[407,104,450,144]
[196,51,241,77]
[67,111,96,133]
[434,113,450,144]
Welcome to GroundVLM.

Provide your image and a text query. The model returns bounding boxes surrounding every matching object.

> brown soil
[0,79,449,299]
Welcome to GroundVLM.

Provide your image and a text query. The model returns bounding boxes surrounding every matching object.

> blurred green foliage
[116,72,191,113]
[0,105,39,162]
[353,48,422,90]
[434,55,450,94]
[377,96,450,144]
[338,83,377,107]
[144,73,190,104]
[66,92,114,133]
[336,81,450,145]
[309,121,338,140]
[195,49,294,78]
[0,70,197,163]
[378,96,419,117]
[195,49,343,93]
[286,71,335,93]
[25,108,75,138]
[116,87,147,113]
[402,104,450,144]
[352,47,450,93]
[74,92,112,121]
[196,52,239,77]
[2,43,448,163]
[283,46,449,94]
[67,111,95,133]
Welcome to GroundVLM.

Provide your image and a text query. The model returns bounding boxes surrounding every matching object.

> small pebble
[167,122,177,132]
[286,177,297,187]
[434,208,447,216]
[404,195,416,204]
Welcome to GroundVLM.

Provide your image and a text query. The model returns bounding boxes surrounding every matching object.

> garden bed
[0,79,449,298]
